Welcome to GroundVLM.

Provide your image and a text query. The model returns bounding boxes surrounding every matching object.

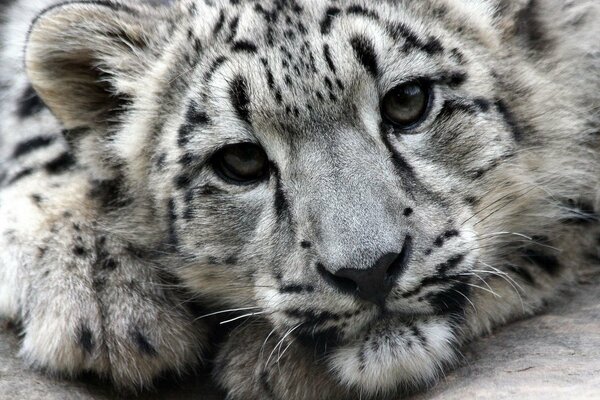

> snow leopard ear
[491,0,539,36]
[25,1,171,129]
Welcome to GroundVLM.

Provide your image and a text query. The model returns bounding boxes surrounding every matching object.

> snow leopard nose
[317,236,412,306]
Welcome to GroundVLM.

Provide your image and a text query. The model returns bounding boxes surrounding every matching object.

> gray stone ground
[1,266,598,400]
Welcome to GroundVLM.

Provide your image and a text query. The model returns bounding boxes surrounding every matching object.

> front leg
[0,170,208,388]
[214,321,351,400]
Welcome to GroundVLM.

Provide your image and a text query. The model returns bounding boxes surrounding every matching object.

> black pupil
[216,143,268,183]
[382,82,428,127]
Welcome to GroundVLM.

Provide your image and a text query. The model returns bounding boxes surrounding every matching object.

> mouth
[281,305,440,355]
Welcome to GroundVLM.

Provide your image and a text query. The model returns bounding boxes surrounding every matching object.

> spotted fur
[0,0,598,398]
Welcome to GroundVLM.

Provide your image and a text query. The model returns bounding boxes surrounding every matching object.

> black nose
[317,236,412,306]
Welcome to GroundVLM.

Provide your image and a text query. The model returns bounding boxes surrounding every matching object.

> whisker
[219,311,268,325]
[194,306,261,321]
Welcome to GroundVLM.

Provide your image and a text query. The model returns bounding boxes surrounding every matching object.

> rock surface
[1,268,599,399]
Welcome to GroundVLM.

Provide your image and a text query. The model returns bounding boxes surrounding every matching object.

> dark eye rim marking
[271,163,292,223]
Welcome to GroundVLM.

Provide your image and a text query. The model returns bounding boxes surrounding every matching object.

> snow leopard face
[24,0,595,393]
[159,1,517,349]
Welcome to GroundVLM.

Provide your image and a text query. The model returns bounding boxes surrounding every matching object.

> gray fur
[0,0,598,398]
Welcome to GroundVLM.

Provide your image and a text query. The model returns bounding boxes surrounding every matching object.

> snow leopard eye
[212,143,269,185]
[381,81,431,129]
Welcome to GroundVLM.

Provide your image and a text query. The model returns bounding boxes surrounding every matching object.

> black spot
[300,240,312,249]
[12,135,56,158]
[560,199,598,225]
[45,152,76,174]
[436,254,465,274]
[17,85,46,118]
[346,5,379,20]
[294,325,341,356]
[422,37,444,55]
[205,55,227,82]
[31,193,43,205]
[133,329,158,356]
[232,40,258,53]
[380,125,421,193]
[272,165,291,223]
[473,98,491,112]
[37,247,47,259]
[213,10,225,35]
[259,370,277,397]
[77,324,94,354]
[320,7,341,34]
[521,248,561,276]
[515,0,553,53]
[323,44,336,73]
[505,264,535,285]
[438,100,479,120]
[450,48,466,64]
[428,281,471,317]
[6,168,33,185]
[89,178,132,209]
[444,229,460,240]
[73,245,87,257]
[444,72,468,88]
[229,76,251,124]
[100,257,118,271]
[279,284,315,294]
[465,196,479,206]
[167,198,178,247]
[410,325,427,345]
[387,22,444,55]
[403,207,413,217]
[350,36,378,78]
[225,255,237,265]
[178,101,209,147]
[226,15,240,42]
[495,100,525,142]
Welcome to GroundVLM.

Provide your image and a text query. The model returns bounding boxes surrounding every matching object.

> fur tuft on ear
[25,1,169,129]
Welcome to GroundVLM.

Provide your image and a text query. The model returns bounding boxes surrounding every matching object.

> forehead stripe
[350,36,378,78]
[320,7,341,34]
[229,76,251,124]
[323,44,337,73]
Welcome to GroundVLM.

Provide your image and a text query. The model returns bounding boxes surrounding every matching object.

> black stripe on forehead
[350,36,378,78]
[386,21,444,55]
[229,75,251,125]
[320,7,341,34]
[323,44,336,73]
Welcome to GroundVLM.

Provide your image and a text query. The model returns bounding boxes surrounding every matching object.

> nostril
[316,263,358,294]
[385,235,413,282]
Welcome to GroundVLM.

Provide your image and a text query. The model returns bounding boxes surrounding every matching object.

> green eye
[212,143,269,184]
[381,81,431,129]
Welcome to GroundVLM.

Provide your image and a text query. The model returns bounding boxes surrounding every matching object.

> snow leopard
[0,0,598,399]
